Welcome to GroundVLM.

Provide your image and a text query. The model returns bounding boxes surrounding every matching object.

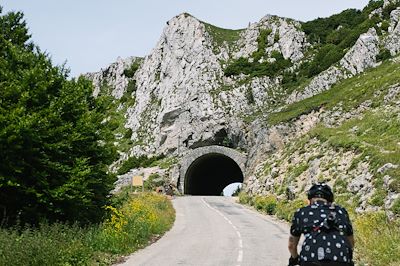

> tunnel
[184,153,244,195]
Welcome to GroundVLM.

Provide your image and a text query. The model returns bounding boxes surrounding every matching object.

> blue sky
[2,0,369,77]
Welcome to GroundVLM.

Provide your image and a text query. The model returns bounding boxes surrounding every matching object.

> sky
[2,0,370,77]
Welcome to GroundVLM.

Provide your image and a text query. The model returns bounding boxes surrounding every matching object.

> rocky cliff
[85,0,400,214]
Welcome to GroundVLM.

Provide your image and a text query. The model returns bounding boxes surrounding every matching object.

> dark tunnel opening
[184,153,244,195]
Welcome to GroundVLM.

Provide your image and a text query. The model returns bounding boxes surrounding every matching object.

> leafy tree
[0,8,116,226]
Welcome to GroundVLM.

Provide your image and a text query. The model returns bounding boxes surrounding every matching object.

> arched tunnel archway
[185,153,244,195]
[179,146,247,195]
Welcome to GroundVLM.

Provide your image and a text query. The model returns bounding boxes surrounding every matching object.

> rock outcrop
[85,3,400,212]
[84,56,141,99]
[287,28,380,104]
[87,13,309,160]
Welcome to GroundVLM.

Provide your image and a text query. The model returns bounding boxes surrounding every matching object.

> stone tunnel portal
[184,153,244,195]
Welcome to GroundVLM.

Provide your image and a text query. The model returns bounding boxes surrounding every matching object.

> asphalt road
[120,196,290,266]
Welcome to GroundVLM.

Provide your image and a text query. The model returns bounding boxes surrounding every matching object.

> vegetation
[144,173,164,191]
[235,1,400,264]
[354,212,400,265]
[310,109,400,180]
[255,195,278,214]
[123,60,141,78]
[224,29,292,78]
[0,7,117,226]
[295,1,390,79]
[222,0,397,87]
[203,22,243,53]
[150,156,178,169]
[268,60,400,125]
[117,155,165,175]
[0,192,175,266]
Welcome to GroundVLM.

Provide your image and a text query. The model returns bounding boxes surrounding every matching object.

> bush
[307,44,344,77]
[254,195,278,215]
[0,193,175,265]
[238,191,252,205]
[369,189,387,206]
[97,193,174,255]
[276,199,306,221]
[224,57,252,76]
[144,173,164,191]
[117,154,165,175]
[389,178,400,193]
[302,9,365,44]
[123,62,140,78]
[0,223,94,266]
[377,48,392,61]
[391,198,400,215]
[381,20,390,31]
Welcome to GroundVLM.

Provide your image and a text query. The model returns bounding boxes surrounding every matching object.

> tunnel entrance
[184,153,244,195]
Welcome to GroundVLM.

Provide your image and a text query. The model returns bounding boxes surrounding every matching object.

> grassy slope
[245,58,400,265]
[268,60,400,125]
[202,22,243,53]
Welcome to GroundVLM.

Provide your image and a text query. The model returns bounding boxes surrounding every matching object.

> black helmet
[307,183,334,202]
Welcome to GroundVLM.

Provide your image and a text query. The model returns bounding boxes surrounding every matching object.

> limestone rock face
[87,13,309,160]
[287,28,380,104]
[84,56,140,98]
[234,15,307,62]
[123,13,249,156]
[340,28,380,75]
[85,6,400,209]
[385,7,400,55]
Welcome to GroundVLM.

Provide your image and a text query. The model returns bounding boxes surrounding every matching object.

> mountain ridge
[85,0,400,215]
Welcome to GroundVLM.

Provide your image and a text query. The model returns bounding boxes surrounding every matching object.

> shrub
[254,195,278,214]
[238,191,252,205]
[307,44,344,77]
[144,173,164,191]
[117,154,165,175]
[245,87,255,104]
[224,57,252,76]
[369,189,387,206]
[124,128,133,139]
[252,29,270,61]
[391,198,400,215]
[381,20,390,31]
[389,178,400,193]
[276,199,306,221]
[123,61,140,78]
[377,48,392,61]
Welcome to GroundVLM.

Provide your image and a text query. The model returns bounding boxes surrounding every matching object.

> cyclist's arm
[347,235,355,249]
[288,234,300,258]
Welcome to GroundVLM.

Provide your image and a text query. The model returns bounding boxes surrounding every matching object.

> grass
[150,156,178,169]
[268,60,400,125]
[310,108,400,178]
[203,22,243,53]
[354,212,400,266]
[0,192,175,266]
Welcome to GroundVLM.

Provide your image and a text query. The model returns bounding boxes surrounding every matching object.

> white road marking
[202,198,243,265]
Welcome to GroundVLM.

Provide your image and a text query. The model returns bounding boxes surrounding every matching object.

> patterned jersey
[290,201,353,264]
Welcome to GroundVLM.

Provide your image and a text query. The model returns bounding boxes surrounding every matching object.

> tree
[0,7,117,226]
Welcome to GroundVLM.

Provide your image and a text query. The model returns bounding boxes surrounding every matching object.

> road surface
[121,196,290,266]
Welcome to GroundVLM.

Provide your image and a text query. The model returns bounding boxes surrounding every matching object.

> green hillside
[242,57,400,265]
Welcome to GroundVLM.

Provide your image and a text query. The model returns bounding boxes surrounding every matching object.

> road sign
[132,175,143,186]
